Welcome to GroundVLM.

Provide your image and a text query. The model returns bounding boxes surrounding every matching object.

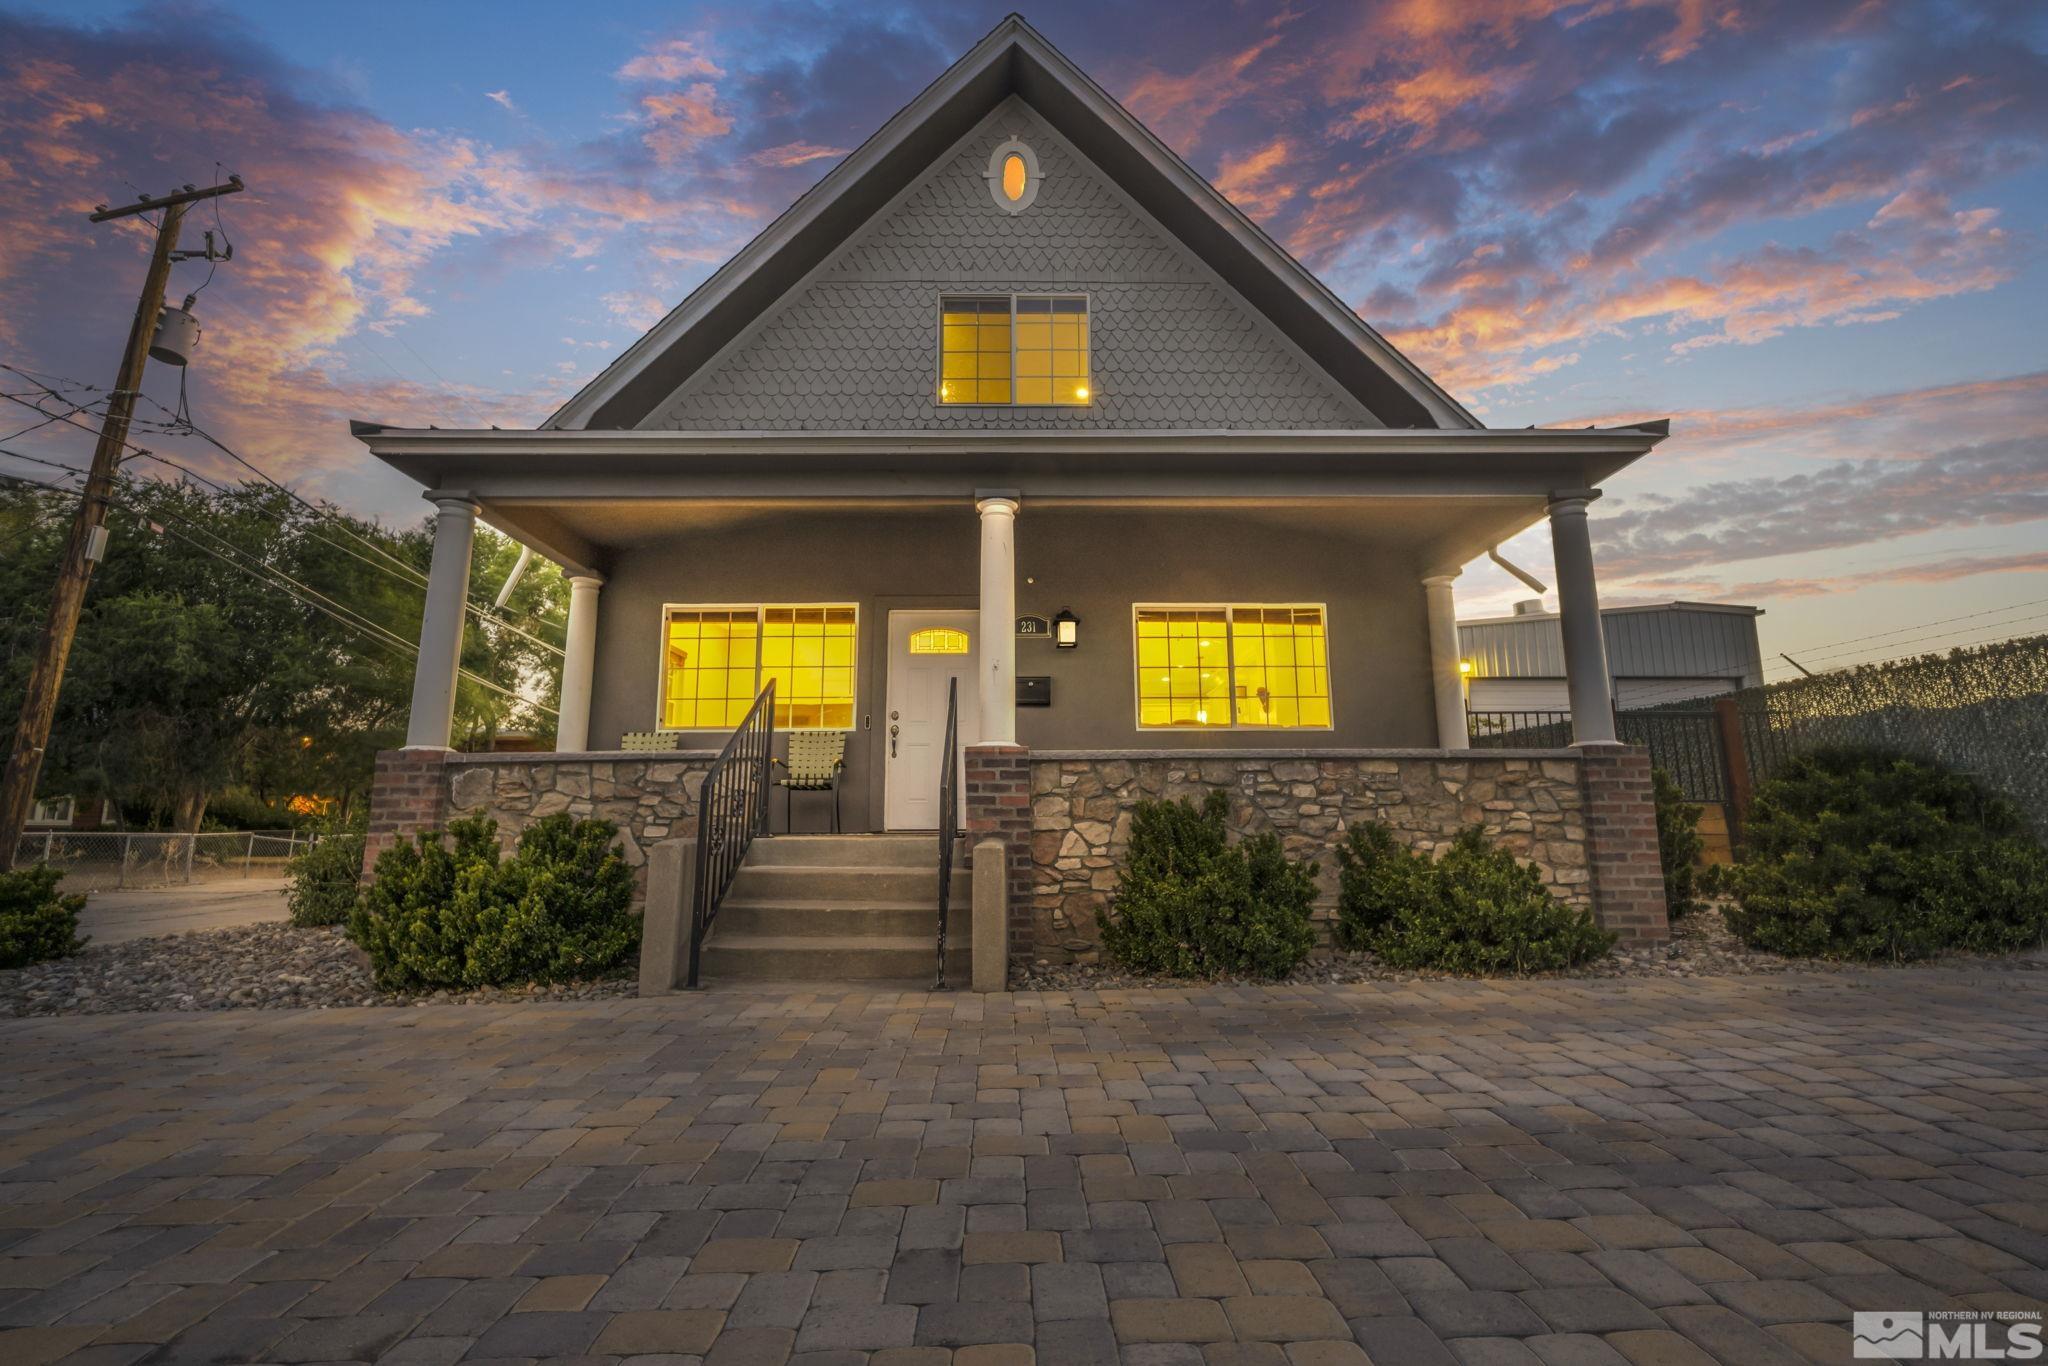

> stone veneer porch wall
[1022,749,1630,962]
[365,750,716,899]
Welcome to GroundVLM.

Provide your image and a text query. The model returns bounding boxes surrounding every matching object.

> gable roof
[546,13,1479,432]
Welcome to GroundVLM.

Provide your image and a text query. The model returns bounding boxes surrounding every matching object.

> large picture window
[939,295,1089,406]
[1133,605,1331,729]
[662,605,857,730]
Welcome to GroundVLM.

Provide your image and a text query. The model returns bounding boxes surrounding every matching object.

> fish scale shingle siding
[645,101,1376,431]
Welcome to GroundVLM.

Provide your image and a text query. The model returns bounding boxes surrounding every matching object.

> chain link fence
[9,830,316,892]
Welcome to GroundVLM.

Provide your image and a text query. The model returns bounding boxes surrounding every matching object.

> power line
[142,504,552,715]
[0,366,565,655]
[1762,607,2048,678]
[1760,593,2048,672]
[123,389,566,655]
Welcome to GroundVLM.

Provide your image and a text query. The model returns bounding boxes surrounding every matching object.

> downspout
[492,544,534,609]
[1487,546,1548,597]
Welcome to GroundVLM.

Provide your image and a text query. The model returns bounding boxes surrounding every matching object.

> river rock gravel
[1012,901,2048,991]
[0,922,636,1017]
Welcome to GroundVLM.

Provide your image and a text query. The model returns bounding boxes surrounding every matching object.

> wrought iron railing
[1468,706,1734,804]
[687,681,775,989]
[1466,709,1573,748]
[934,676,959,990]
[1616,708,1729,803]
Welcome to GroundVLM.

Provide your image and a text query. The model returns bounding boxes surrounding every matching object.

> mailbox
[1017,676,1051,706]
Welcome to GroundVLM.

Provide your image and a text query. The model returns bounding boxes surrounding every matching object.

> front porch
[357,425,1674,964]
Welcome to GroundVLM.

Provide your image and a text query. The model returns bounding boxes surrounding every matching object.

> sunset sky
[3,0,2044,680]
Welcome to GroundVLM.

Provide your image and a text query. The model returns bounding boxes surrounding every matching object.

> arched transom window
[909,627,970,655]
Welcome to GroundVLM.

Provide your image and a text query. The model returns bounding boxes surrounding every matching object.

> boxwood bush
[1097,790,1319,979]
[1653,767,1706,918]
[349,813,638,990]
[1335,824,1613,973]
[285,815,367,927]
[0,864,87,969]
[1721,748,2048,961]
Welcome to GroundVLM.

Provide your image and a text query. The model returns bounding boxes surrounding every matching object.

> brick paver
[0,969,2045,1363]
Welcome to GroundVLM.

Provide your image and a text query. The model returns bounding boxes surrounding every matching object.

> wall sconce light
[1458,659,1473,675]
[1053,607,1079,649]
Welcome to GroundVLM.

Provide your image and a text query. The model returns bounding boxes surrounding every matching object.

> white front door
[884,610,981,830]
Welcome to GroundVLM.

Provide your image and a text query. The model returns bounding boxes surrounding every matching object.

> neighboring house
[1461,601,1766,715]
[26,794,103,832]
[356,16,1676,961]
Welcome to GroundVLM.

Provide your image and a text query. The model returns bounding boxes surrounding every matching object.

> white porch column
[975,493,1020,746]
[1422,572,1466,749]
[1548,492,1619,746]
[557,574,602,752]
[405,493,479,750]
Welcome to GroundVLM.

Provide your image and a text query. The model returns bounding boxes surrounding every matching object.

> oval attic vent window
[987,139,1039,213]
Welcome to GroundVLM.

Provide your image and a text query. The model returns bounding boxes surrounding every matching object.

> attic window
[939,295,1090,405]
[986,139,1039,212]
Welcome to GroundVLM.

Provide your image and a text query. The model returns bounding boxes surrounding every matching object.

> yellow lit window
[939,297,1011,405]
[1015,297,1089,405]
[663,605,857,730]
[908,627,970,655]
[939,295,1088,406]
[1229,607,1330,728]
[1134,605,1331,729]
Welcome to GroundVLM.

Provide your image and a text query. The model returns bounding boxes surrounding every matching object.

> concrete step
[724,863,971,905]
[700,934,971,981]
[715,900,971,938]
[746,834,964,868]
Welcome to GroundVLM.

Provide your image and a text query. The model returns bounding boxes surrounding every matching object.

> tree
[0,476,564,829]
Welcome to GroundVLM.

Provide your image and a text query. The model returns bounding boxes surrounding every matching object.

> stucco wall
[1024,750,1592,961]
[588,506,1438,831]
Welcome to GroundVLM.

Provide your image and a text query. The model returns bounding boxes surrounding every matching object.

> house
[355,16,1674,977]
[1461,600,1766,718]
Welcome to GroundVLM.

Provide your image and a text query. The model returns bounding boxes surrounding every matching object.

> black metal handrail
[687,681,775,989]
[934,676,959,989]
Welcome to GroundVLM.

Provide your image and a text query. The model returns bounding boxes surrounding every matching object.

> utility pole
[0,177,244,868]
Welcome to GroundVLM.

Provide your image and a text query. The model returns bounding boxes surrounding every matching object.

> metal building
[1459,601,1765,713]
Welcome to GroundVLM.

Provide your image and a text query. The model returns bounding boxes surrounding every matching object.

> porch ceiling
[353,423,1667,580]
[477,495,1549,582]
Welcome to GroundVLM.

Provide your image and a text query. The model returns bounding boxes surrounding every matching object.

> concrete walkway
[75,878,290,946]
[0,970,2045,1364]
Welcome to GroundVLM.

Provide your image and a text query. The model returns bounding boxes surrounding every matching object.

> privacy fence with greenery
[1733,633,2047,841]
[1468,633,2048,842]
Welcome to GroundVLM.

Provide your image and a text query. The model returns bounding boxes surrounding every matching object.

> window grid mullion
[1224,606,1240,727]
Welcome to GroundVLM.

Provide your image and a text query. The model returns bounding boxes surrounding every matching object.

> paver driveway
[2,970,2046,1366]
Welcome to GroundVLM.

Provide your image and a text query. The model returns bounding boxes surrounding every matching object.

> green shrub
[1331,823,1432,950]
[285,816,367,927]
[1097,790,1318,979]
[0,864,88,969]
[348,813,638,990]
[201,787,304,832]
[1653,767,1705,918]
[1335,824,1614,973]
[1721,748,2048,961]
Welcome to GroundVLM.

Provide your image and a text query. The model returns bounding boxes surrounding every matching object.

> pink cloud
[616,38,724,84]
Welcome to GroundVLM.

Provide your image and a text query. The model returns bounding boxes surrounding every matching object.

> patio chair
[774,731,846,832]
[620,731,679,752]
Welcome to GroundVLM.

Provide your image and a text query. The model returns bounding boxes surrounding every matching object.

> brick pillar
[1580,745,1669,943]
[965,744,1032,964]
[362,748,450,878]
